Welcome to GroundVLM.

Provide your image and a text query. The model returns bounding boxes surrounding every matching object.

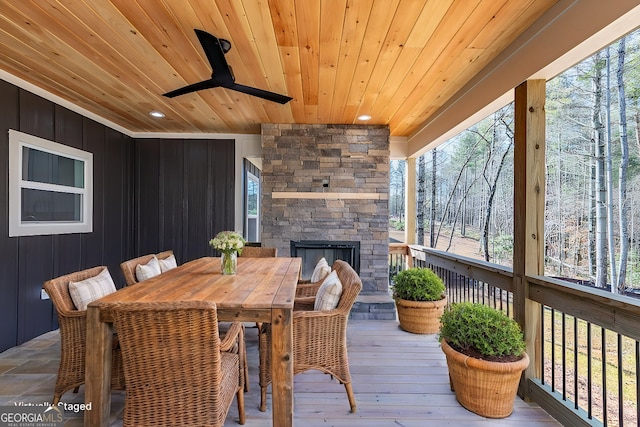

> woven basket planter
[395,296,447,334]
[441,339,530,418]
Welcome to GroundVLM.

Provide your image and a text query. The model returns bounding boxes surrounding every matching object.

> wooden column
[405,157,417,244]
[513,80,545,394]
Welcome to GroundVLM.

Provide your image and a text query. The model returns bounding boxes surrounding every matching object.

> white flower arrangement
[209,230,246,255]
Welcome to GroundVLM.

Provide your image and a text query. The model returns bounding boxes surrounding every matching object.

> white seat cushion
[314,270,343,311]
[69,268,117,310]
[310,257,331,283]
[158,254,177,272]
[135,256,162,282]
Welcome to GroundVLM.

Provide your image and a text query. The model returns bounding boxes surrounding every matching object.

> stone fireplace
[260,123,395,320]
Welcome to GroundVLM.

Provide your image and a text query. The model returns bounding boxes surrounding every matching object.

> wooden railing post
[388,243,412,272]
[513,80,546,397]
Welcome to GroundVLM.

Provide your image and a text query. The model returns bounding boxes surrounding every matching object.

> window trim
[245,171,260,242]
[8,129,93,237]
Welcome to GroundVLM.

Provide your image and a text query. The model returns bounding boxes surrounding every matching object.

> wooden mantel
[271,191,383,200]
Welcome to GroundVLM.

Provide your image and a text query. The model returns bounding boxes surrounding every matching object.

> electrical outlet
[41,289,50,300]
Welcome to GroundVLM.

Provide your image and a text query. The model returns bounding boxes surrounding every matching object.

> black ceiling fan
[163,29,293,104]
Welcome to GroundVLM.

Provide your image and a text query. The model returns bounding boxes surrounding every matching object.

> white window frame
[245,171,260,242]
[8,129,93,237]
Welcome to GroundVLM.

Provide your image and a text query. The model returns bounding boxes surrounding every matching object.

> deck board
[0,319,561,426]
[225,320,561,426]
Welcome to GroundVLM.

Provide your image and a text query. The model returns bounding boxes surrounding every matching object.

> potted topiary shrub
[438,302,529,418]
[392,267,447,334]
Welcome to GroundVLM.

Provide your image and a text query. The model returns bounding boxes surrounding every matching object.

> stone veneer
[260,123,396,320]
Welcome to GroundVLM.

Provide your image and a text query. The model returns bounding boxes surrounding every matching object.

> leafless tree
[592,51,608,288]
[417,154,426,246]
[616,36,630,290]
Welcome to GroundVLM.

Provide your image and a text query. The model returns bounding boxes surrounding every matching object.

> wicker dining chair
[294,278,324,300]
[43,266,125,404]
[111,300,246,426]
[295,257,331,299]
[119,250,175,286]
[258,259,362,413]
[239,246,277,258]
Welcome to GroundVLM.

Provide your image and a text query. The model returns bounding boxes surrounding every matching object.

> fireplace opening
[290,240,360,280]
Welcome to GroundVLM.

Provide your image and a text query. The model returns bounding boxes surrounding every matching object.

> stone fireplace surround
[260,123,396,320]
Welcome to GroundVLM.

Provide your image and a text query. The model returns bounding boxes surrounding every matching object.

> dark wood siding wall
[0,82,134,351]
[133,138,235,264]
[0,79,236,352]
[0,81,20,353]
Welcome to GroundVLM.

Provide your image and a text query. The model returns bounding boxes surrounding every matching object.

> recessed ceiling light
[149,110,165,118]
[357,114,372,121]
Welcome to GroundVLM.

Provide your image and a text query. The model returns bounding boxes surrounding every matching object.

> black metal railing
[389,243,640,427]
[536,297,640,426]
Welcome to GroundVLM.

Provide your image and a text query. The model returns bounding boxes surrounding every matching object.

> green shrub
[392,267,445,302]
[389,219,405,231]
[439,302,525,359]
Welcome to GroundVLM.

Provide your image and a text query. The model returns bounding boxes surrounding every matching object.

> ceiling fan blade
[194,29,234,83]
[164,29,293,103]
[228,83,293,104]
[163,79,218,98]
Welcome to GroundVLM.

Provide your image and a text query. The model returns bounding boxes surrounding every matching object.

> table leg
[271,307,294,427]
[84,306,113,427]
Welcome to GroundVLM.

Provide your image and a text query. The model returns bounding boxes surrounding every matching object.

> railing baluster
[637,341,640,425]
[574,315,579,410]
[602,328,607,426]
[587,322,593,419]
[562,313,567,400]
[551,308,556,392]
[618,333,623,427]
[541,305,546,386]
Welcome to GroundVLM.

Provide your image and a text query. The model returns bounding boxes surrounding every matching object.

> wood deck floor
[0,320,561,426]
[233,320,561,426]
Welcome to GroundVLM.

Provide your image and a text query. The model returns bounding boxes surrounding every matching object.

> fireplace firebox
[290,240,360,280]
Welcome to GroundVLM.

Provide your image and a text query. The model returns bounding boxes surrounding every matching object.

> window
[8,130,93,236]
[245,171,259,242]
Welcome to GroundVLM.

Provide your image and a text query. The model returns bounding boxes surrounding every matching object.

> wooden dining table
[84,256,301,427]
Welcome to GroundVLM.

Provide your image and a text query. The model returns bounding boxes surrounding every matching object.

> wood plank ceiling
[0,0,557,136]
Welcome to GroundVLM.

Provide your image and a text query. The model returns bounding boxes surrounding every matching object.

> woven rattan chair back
[259,259,362,413]
[119,250,174,286]
[42,266,125,404]
[111,300,245,426]
[239,246,277,258]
